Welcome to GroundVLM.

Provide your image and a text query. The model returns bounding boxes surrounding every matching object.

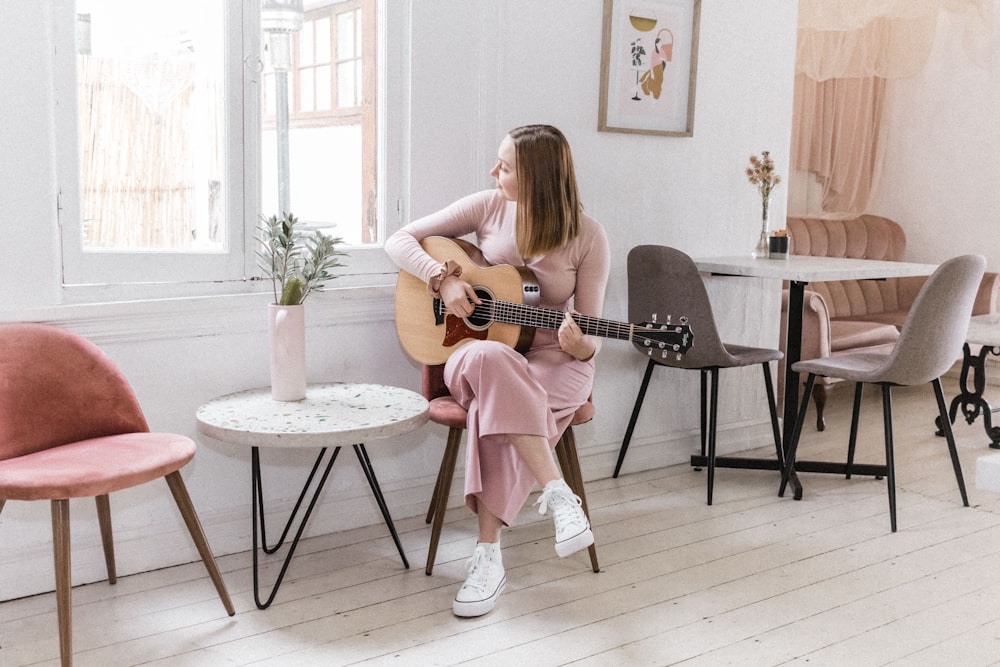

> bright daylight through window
[64,0,377,289]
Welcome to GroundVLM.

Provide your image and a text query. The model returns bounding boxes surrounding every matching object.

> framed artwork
[598,0,701,137]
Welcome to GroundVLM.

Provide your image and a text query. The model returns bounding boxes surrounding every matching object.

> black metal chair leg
[881,384,898,533]
[846,382,864,479]
[700,369,709,458]
[706,368,719,506]
[614,359,656,478]
[762,362,783,465]
[933,377,969,507]
[780,373,817,497]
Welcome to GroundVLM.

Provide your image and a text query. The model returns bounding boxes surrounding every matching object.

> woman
[386,124,610,617]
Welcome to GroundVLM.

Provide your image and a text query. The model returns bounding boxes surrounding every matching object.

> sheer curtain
[790,0,992,217]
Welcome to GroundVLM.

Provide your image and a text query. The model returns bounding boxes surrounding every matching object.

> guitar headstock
[633,317,694,360]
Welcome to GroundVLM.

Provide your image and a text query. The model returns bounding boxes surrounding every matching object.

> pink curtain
[791,73,886,214]
[791,0,990,216]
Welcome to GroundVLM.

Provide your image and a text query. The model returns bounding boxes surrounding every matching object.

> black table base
[251,443,408,610]
[936,342,1000,449]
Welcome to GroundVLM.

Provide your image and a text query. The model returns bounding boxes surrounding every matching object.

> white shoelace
[462,546,496,594]
[535,484,584,528]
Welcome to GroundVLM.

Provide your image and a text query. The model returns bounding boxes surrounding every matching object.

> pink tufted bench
[780,215,999,430]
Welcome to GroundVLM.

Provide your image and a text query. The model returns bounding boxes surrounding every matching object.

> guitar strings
[437,296,685,346]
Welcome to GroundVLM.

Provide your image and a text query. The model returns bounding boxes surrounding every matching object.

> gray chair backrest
[627,245,731,370]
[879,254,986,386]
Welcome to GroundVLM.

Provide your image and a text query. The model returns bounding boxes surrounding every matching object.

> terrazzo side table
[197,382,429,609]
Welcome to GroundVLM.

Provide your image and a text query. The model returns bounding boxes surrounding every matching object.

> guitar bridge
[432,298,445,326]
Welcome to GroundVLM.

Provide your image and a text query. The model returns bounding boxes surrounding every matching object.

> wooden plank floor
[4,378,1000,666]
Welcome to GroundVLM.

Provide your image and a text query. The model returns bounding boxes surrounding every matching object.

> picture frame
[598,0,701,137]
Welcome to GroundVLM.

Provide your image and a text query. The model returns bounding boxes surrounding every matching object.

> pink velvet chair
[0,323,235,666]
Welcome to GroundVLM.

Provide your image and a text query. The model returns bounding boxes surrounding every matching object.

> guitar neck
[484,299,635,341]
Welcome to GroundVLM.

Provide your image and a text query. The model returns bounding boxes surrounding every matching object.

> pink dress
[386,190,610,525]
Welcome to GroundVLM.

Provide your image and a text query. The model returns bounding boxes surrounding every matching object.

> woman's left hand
[558,310,596,362]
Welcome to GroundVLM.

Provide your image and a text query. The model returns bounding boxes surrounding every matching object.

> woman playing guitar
[386,124,610,618]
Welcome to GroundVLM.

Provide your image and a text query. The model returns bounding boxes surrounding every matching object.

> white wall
[0,1,797,600]
[868,4,1000,270]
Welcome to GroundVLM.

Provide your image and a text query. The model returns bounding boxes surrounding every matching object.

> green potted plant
[256,212,347,305]
[256,212,347,400]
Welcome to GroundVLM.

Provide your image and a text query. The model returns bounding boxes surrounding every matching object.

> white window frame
[53,0,407,303]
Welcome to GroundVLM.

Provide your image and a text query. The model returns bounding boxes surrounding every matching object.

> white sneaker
[535,478,595,557]
[452,542,506,618]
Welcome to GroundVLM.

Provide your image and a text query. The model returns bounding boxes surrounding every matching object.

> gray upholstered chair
[779,255,987,531]
[613,245,784,505]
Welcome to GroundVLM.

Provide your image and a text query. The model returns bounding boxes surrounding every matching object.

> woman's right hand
[439,275,481,318]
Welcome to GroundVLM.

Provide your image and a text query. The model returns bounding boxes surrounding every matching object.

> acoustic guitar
[394,236,694,365]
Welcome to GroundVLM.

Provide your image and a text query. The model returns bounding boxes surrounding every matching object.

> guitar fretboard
[435,297,685,347]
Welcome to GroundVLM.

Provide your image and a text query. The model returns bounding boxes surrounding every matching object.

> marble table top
[966,314,1000,347]
[693,255,938,283]
[196,382,429,448]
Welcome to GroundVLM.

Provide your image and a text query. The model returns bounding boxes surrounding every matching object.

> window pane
[337,62,356,108]
[315,17,331,64]
[76,0,225,251]
[337,11,356,60]
[262,1,374,246]
[299,20,315,66]
[315,65,331,111]
[299,69,315,112]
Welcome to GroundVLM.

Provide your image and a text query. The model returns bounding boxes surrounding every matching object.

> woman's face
[490,134,518,202]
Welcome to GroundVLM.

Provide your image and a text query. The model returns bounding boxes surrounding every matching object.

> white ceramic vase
[268,304,307,401]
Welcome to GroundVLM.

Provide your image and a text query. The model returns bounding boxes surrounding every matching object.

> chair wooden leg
[812,384,828,431]
[425,447,448,524]
[933,377,969,507]
[555,427,599,572]
[94,494,117,584]
[51,499,72,667]
[614,359,656,478]
[881,384,898,533]
[164,471,235,616]
[426,427,463,576]
[0,498,5,515]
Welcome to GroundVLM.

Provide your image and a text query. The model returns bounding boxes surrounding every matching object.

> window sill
[1,280,398,346]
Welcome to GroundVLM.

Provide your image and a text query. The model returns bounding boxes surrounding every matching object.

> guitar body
[394,236,540,365]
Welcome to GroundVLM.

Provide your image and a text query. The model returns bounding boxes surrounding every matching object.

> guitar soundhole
[466,287,495,329]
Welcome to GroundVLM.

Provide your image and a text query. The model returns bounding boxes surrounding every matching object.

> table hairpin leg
[251,443,410,610]
[251,445,340,610]
[936,342,1000,448]
[353,444,409,569]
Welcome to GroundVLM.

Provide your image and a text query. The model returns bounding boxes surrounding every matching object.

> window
[56,0,395,294]
[260,1,377,245]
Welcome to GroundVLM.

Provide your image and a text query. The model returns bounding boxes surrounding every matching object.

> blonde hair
[508,125,582,258]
